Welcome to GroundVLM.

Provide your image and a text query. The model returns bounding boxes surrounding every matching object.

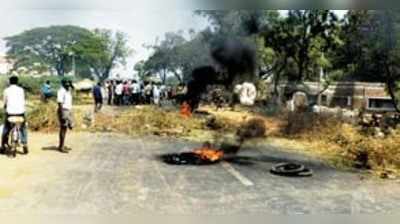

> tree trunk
[55,61,65,76]
[384,62,400,113]
[173,71,183,84]
[272,59,287,105]
[161,69,167,84]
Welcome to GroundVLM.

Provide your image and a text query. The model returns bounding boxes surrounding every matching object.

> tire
[8,128,19,158]
[270,163,313,177]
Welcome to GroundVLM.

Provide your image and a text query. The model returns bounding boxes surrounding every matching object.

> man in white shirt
[114,81,123,105]
[130,80,140,105]
[1,76,28,154]
[57,79,73,153]
[153,84,160,105]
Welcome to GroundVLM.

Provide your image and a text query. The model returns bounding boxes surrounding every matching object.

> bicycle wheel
[8,128,19,158]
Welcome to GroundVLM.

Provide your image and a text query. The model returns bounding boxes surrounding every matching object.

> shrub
[237,118,267,142]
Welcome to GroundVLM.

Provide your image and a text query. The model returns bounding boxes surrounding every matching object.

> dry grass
[28,102,60,132]
[282,111,400,178]
[27,101,400,178]
[28,102,88,132]
[91,106,205,137]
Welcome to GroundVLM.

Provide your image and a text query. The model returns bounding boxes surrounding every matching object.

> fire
[180,101,192,118]
[193,145,224,162]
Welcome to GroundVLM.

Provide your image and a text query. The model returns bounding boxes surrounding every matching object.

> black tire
[160,153,217,166]
[296,168,313,177]
[270,163,313,177]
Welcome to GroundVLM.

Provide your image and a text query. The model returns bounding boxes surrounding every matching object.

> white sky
[0,3,347,75]
[0,9,208,75]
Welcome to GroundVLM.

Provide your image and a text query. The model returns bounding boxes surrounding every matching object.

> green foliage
[5,26,132,81]
[263,10,341,82]
[0,75,65,97]
[332,10,400,111]
[144,31,211,84]
[73,29,132,81]
[5,25,93,76]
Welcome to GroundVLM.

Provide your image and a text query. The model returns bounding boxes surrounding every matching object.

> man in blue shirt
[92,82,103,112]
[41,80,53,102]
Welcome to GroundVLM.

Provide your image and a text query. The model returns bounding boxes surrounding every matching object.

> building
[270,81,396,112]
[0,55,12,74]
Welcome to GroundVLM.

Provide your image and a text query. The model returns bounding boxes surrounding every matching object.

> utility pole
[72,54,76,77]
[317,66,324,105]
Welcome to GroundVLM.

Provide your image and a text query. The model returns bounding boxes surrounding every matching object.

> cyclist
[1,76,28,154]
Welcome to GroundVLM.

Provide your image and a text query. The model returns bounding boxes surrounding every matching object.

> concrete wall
[265,81,394,111]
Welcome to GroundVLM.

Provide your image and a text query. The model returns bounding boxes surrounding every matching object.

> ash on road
[0,132,399,214]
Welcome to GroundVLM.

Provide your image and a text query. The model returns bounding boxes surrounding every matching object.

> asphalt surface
[0,133,400,215]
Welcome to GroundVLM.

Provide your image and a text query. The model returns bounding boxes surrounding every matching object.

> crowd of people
[103,80,174,107]
[0,75,259,157]
[0,77,188,157]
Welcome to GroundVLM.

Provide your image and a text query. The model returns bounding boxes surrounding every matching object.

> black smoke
[185,66,218,110]
[184,38,256,111]
[211,38,256,85]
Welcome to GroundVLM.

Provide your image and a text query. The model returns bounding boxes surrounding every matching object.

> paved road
[0,133,399,214]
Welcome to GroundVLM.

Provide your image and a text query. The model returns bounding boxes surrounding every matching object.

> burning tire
[270,163,313,177]
[160,153,219,166]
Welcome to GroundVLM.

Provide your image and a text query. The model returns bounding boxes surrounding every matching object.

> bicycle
[7,116,26,158]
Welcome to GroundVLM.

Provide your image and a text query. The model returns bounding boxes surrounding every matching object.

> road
[0,132,399,214]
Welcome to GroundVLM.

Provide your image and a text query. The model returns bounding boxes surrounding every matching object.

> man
[122,81,131,105]
[41,80,53,102]
[144,82,153,104]
[153,84,161,106]
[57,79,74,153]
[130,80,140,105]
[1,76,28,154]
[114,81,124,106]
[106,80,114,105]
[92,82,103,112]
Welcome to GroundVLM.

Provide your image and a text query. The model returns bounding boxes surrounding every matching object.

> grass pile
[92,106,206,137]
[282,111,400,178]
[27,102,87,132]
[28,102,60,132]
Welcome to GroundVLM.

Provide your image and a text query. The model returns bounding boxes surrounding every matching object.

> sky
[0,1,347,75]
[0,9,208,75]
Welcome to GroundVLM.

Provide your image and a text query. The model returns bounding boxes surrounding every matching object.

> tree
[330,10,374,81]
[5,25,93,76]
[264,10,341,83]
[330,10,400,112]
[134,60,148,80]
[195,10,279,37]
[73,29,132,81]
[143,31,211,84]
[364,10,400,112]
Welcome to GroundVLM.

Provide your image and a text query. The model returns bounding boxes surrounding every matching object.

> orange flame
[193,146,224,162]
[180,101,192,118]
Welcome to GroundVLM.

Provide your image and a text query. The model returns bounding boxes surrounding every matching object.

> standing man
[41,80,53,102]
[153,84,161,106]
[114,81,124,106]
[93,82,103,113]
[57,79,74,153]
[1,76,28,154]
[106,80,114,105]
[131,80,140,105]
[144,82,153,104]
[122,81,131,105]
